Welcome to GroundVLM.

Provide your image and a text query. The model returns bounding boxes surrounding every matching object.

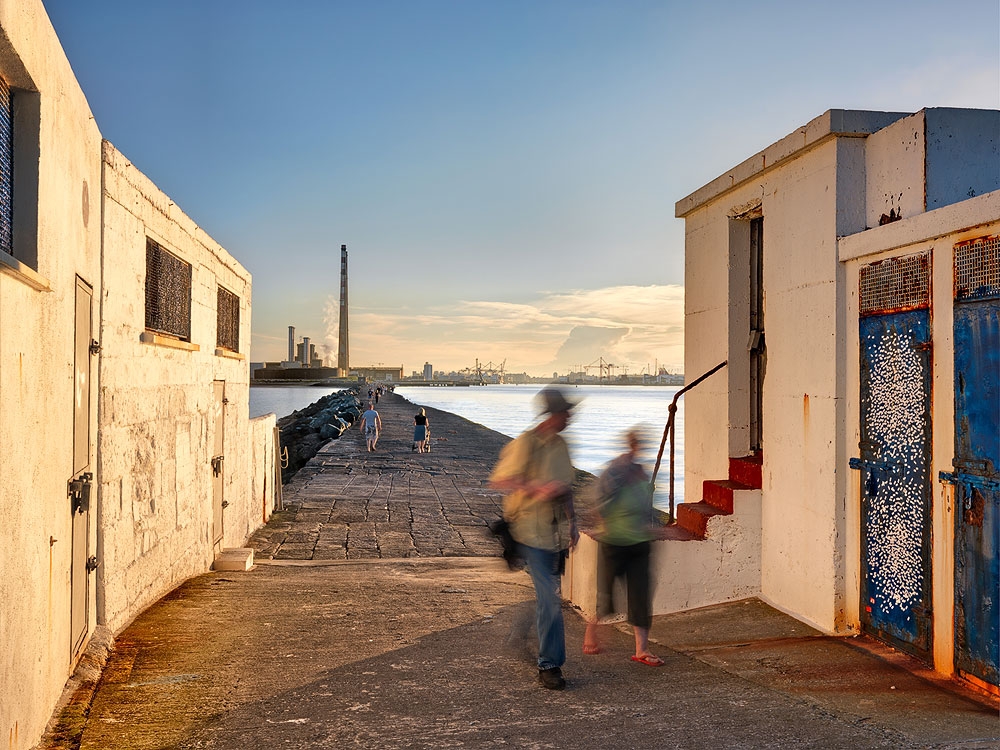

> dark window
[0,76,13,256]
[145,238,192,340]
[216,285,240,352]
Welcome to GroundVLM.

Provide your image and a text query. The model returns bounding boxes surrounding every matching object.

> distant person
[413,408,430,453]
[359,402,382,452]
[582,428,663,666]
[490,386,580,690]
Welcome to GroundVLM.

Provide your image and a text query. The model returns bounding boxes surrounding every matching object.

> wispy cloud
[331,284,685,375]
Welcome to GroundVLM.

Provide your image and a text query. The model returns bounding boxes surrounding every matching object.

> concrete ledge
[213,547,254,571]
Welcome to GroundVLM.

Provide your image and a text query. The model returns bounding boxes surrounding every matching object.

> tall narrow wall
[0,2,103,748]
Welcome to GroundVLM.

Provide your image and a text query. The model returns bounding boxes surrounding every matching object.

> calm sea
[250,383,685,510]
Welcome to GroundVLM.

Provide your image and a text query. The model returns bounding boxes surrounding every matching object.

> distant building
[423,362,433,380]
[356,365,404,382]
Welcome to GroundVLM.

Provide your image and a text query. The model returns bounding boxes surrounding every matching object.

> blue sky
[45,0,1000,375]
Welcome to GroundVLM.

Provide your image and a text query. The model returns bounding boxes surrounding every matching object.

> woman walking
[582,427,663,666]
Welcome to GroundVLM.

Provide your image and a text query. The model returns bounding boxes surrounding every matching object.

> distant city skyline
[44,0,1000,375]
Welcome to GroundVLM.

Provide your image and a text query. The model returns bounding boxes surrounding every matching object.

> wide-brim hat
[536,386,576,415]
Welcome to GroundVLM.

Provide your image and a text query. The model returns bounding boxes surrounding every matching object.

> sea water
[250,383,685,510]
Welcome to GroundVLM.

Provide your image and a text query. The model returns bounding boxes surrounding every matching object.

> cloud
[550,325,630,371]
[253,283,685,375]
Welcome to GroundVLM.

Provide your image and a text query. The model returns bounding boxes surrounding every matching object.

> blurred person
[582,427,663,666]
[490,386,580,690]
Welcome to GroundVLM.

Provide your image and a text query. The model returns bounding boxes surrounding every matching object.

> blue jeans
[519,544,566,670]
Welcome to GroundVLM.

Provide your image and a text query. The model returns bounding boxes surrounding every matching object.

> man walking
[490,386,579,689]
[359,402,382,452]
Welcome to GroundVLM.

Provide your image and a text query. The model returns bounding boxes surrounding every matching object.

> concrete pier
[248,391,509,561]
[41,392,999,749]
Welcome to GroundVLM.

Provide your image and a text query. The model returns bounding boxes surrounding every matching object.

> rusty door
[70,277,94,658]
[212,380,226,547]
[853,254,933,662]
[949,236,999,686]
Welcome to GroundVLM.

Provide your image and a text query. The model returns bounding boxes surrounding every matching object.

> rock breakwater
[278,388,361,482]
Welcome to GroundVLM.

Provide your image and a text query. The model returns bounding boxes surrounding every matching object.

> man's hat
[537,386,576,415]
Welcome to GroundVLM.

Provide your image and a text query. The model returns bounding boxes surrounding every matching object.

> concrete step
[213,547,254,571]
[729,453,763,489]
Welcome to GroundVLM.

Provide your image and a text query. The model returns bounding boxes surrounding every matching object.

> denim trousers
[519,544,565,670]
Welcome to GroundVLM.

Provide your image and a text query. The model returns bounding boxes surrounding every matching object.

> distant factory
[252,245,403,384]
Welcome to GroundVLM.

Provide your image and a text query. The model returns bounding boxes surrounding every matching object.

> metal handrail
[650,360,728,523]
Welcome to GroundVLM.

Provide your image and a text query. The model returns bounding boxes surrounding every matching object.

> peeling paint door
[950,237,1000,687]
[70,277,94,659]
[857,305,933,661]
[212,380,226,547]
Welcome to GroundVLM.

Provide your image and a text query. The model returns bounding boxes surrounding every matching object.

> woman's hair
[419,408,426,416]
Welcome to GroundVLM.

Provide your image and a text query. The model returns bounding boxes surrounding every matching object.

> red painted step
[668,453,762,540]
[729,453,763,489]
[702,479,752,514]
[676,501,726,538]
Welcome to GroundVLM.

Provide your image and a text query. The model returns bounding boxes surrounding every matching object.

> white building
[0,3,277,747]
[566,107,999,692]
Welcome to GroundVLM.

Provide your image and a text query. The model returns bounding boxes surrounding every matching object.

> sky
[44,0,1000,376]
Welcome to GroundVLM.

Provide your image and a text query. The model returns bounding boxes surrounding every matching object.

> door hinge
[89,339,102,355]
[86,556,100,573]
[211,455,224,476]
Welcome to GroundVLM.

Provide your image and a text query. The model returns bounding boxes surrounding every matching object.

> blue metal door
[856,307,933,660]
[948,236,1000,687]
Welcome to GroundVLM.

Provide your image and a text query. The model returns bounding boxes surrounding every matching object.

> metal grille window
[859,253,930,316]
[955,235,1000,301]
[216,285,240,352]
[145,238,192,340]
[0,76,13,256]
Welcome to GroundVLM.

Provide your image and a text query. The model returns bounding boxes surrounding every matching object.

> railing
[650,360,728,523]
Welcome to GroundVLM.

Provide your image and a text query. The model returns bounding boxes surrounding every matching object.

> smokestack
[303,336,311,366]
[288,326,295,361]
[338,244,350,375]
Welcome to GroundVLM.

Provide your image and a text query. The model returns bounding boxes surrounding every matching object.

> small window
[216,285,240,352]
[145,238,192,340]
[0,76,13,256]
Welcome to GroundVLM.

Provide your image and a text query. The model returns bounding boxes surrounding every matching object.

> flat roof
[674,109,910,218]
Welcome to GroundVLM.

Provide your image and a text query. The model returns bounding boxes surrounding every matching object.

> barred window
[216,285,240,352]
[145,238,192,340]
[0,76,13,256]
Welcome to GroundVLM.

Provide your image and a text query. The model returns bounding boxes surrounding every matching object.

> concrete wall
[0,2,103,747]
[680,133,853,631]
[0,5,276,747]
[97,142,254,632]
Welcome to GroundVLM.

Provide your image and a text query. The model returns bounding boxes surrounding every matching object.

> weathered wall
[97,142,254,633]
[0,2,103,748]
[248,413,279,539]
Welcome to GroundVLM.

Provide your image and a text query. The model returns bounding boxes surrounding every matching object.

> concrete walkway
[45,391,999,749]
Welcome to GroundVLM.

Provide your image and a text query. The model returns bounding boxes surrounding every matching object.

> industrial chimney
[338,244,350,376]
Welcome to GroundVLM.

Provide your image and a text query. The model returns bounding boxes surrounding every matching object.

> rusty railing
[650,360,728,523]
